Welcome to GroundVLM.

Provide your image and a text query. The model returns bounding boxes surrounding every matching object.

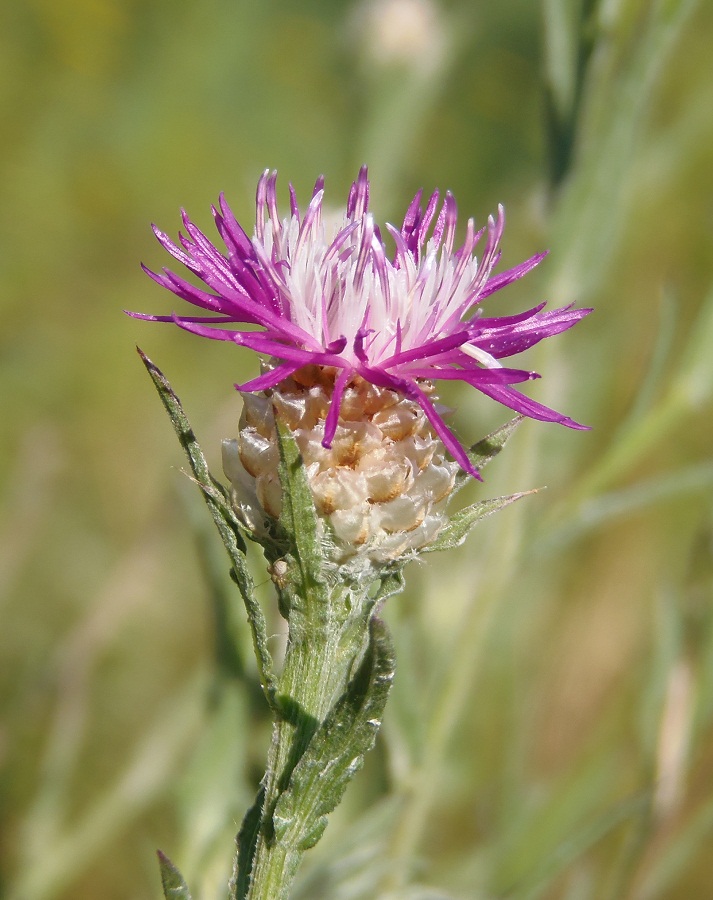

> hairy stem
[242,607,367,900]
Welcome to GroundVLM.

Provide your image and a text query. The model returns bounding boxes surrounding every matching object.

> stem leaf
[424,492,534,554]
[373,569,406,606]
[271,617,396,852]
[138,348,245,546]
[157,851,193,900]
[138,349,278,706]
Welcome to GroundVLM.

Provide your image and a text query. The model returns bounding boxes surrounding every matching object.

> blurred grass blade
[158,851,193,899]
[501,790,651,899]
[291,798,401,899]
[550,0,700,304]
[636,792,713,898]
[627,289,678,422]
[568,279,713,502]
[542,0,597,186]
[9,674,206,900]
[539,461,713,555]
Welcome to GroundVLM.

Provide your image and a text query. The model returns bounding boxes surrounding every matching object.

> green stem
[245,615,363,900]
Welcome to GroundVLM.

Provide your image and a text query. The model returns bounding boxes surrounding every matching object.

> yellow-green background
[2,1,713,897]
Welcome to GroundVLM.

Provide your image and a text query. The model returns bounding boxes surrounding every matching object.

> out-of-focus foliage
[1,0,712,897]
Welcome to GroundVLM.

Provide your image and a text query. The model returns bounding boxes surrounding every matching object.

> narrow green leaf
[271,617,396,852]
[538,462,713,558]
[542,0,597,187]
[138,349,245,545]
[455,417,523,491]
[139,349,278,707]
[424,492,533,553]
[499,790,650,899]
[229,786,266,900]
[157,851,193,900]
[274,415,329,623]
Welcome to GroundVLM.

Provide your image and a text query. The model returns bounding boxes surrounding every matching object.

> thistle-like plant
[132,168,590,899]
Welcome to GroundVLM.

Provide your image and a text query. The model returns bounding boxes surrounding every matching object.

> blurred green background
[2,0,713,897]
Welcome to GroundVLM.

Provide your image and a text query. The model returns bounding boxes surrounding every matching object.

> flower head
[132,167,590,478]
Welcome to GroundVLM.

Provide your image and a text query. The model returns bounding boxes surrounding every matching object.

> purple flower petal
[237,364,300,392]
[135,168,591,477]
[323,367,352,449]
[402,366,539,386]
[475,382,590,430]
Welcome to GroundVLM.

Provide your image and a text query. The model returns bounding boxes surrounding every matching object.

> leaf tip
[157,849,192,899]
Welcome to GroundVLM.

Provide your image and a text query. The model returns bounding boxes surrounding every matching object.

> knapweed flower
[133,168,589,562]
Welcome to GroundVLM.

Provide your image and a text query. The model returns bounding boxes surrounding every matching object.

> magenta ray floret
[132,167,591,477]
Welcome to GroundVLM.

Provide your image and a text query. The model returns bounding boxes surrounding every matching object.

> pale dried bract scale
[239,429,279,478]
[222,366,459,568]
[371,401,425,441]
[256,471,282,520]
